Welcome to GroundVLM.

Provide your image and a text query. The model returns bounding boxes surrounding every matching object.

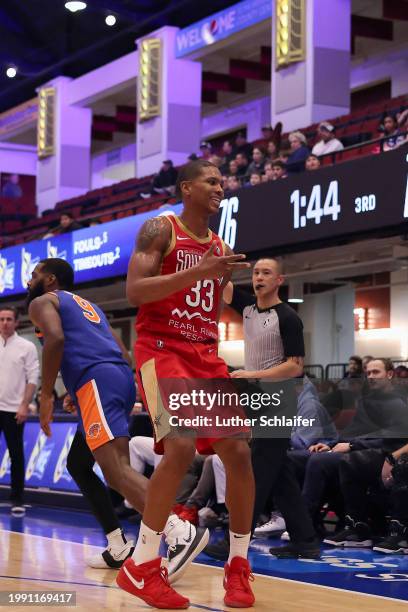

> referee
[204,257,319,559]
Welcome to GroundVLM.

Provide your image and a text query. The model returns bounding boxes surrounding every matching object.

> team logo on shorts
[88,422,102,439]
[157,340,164,349]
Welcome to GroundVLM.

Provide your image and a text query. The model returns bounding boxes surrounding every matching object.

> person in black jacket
[323,358,408,548]
[292,358,408,532]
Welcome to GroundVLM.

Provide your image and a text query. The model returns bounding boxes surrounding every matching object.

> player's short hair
[39,258,74,290]
[0,306,19,320]
[367,357,394,372]
[176,160,218,199]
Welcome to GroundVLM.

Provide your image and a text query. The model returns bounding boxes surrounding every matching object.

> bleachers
[1,93,406,249]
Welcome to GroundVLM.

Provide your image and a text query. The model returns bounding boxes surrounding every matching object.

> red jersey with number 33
[136,214,225,344]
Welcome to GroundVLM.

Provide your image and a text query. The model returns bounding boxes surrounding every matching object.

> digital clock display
[211,146,408,253]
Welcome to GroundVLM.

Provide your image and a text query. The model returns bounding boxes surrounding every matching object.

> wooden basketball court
[1,529,406,611]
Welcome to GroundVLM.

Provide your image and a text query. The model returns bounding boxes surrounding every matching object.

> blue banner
[0,421,85,492]
[175,0,272,58]
[0,205,183,298]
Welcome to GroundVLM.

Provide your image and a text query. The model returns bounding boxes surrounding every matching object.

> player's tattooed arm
[136,216,170,252]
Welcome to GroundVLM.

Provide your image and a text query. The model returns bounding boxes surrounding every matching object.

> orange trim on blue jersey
[76,379,112,451]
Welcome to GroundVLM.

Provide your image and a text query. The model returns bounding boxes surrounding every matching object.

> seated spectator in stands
[208,155,222,168]
[200,141,212,160]
[88,218,101,227]
[229,159,239,177]
[261,125,275,142]
[312,122,344,157]
[261,173,268,183]
[247,147,266,175]
[220,140,236,174]
[286,131,310,173]
[188,153,198,161]
[396,109,408,147]
[270,160,287,180]
[143,159,178,198]
[248,172,262,186]
[290,359,407,534]
[234,132,253,159]
[378,114,405,152]
[235,152,250,178]
[227,175,241,192]
[323,360,408,549]
[279,145,291,165]
[266,140,279,161]
[1,174,23,198]
[221,175,229,191]
[305,154,321,171]
[56,212,82,234]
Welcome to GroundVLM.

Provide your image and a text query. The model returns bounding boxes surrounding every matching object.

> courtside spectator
[234,132,253,158]
[312,122,344,156]
[247,147,266,175]
[0,307,39,515]
[343,355,363,379]
[235,152,249,178]
[1,174,23,198]
[305,154,321,171]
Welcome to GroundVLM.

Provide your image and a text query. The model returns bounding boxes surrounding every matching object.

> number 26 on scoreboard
[291,180,340,229]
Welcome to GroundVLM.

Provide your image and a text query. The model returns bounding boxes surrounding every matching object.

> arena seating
[1,94,406,249]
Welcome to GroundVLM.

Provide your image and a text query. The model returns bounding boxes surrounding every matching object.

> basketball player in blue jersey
[27,258,209,581]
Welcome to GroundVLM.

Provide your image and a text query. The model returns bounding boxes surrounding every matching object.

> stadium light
[105,14,116,26]
[6,66,17,78]
[65,1,87,13]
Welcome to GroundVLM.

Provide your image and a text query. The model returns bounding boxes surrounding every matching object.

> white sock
[228,531,250,564]
[132,521,163,565]
[106,528,126,549]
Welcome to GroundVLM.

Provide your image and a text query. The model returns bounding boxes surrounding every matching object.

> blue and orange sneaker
[223,556,255,608]
[116,557,189,609]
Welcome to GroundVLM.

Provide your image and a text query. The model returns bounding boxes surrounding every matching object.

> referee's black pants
[251,437,316,542]
[0,411,25,504]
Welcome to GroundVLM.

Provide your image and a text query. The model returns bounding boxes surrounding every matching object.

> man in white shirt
[312,122,344,157]
[0,307,39,515]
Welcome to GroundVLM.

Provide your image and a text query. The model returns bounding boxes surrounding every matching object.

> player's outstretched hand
[195,243,250,280]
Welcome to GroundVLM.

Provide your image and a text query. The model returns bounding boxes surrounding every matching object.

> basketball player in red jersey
[116,160,256,609]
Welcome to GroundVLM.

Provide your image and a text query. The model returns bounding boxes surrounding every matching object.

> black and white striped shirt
[230,287,305,372]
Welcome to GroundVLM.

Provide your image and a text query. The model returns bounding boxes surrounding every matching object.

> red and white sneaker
[223,556,255,608]
[116,557,189,609]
